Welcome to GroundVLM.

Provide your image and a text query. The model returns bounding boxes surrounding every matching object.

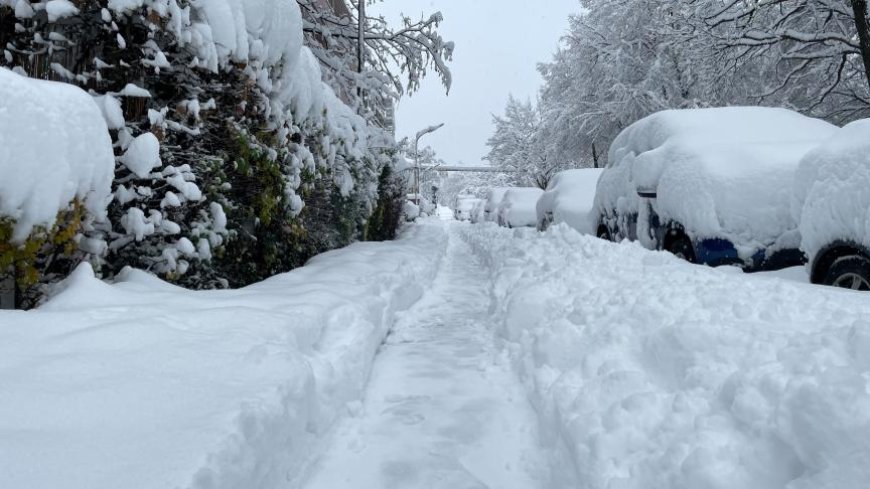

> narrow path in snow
[301,224,554,489]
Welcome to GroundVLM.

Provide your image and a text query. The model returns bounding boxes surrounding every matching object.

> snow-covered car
[470,199,487,223]
[452,196,479,221]
[594,107,838,270]
[496,188,544,228]
[483,187,511,222]
[793,119,870,290]
[536,168,604,233]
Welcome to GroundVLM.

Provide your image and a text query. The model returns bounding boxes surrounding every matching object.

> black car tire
[666,235,696,263]
[597,226,611,241]
[823,255,870,291]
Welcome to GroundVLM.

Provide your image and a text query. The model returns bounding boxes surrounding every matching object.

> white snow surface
[536,168,603,233]
[0,67,114,241]
[497,187,544,228]
[0,223,446,489]
[301,230,572,489]
[597,107,837,255]
[461,222,870,489]
[793,118,870,264]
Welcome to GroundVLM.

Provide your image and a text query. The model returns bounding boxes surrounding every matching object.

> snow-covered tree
[699,0,870,123]
[299,0,454,128]
[484,95,558,189]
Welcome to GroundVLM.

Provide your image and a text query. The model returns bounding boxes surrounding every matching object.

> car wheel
[666,235,696,263]
[597,225,611,241]
[823,255,870,291]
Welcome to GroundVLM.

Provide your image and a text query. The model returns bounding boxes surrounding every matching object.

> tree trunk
[851,0,870,94]
[592,142,600,169]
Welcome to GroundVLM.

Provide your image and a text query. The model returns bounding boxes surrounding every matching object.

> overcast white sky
[371,0,580,166]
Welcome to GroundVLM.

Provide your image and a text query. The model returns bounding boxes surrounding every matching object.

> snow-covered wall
[0,67,114,242]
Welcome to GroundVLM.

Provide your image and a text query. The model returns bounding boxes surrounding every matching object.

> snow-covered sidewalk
[0,223,446,489]
[300,230,570,488]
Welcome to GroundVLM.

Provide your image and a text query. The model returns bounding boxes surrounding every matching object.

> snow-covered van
[594,107,838,270]
[793,119,870,289]
[536,168,604,233]
[497,188,544,228]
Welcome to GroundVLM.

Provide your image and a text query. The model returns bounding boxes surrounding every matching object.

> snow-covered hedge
[596,107,837,256]
[0,67,114,242]
[0,0,404,298]
[0,222,446,489]
[461,223,870,489]
[793,119,870,264]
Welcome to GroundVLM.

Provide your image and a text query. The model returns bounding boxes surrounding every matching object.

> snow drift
[596,107,838,256]
[0,67,114,241]
[0,223,446,489]
[461,223,870,489]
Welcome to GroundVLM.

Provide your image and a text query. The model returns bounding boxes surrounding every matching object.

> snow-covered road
[301,232,570,488]
[2,219,870,489]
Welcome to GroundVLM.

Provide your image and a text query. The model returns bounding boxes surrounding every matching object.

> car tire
[823,255,870,291]
[666,235,696,263]
[597,226,611,241]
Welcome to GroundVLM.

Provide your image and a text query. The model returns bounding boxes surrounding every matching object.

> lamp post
[413,123,445,204]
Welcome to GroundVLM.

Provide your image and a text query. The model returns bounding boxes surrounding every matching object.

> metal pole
[412,123,445,206]
[357,0,365,101]
[414,137,420,204]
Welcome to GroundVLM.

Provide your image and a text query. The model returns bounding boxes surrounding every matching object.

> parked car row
[456,106,870,291]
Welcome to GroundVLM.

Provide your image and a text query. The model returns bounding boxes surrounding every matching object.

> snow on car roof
[599,107,838,252]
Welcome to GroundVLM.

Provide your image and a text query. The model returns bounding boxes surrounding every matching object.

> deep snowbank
[0,67,114,241]
[0,222,446,489]
[461,223,870,489]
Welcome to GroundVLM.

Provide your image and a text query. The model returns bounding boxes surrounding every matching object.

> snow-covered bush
[0,67,115,305]
[0,0,410,295]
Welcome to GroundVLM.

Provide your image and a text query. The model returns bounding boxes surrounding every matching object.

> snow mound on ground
[793,119,870,264]
[0,67,114,241]
[537,168,603,233]
[0,223,447,489]
[461,223,870,489]
[597,107,837,253]
[497,187,544,228]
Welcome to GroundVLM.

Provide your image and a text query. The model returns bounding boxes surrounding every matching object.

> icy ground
[2,218,869,489]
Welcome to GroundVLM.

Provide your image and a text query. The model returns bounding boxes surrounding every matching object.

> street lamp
[413,123,445,204]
